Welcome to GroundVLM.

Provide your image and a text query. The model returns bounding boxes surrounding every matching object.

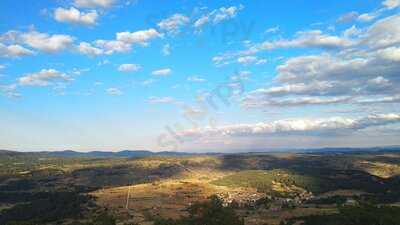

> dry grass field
[92,169,265,224]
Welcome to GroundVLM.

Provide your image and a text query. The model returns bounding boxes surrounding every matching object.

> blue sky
[1,0,400,152]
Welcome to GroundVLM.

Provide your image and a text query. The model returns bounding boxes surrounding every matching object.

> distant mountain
[42,150,193,158]
[301,146,400,153]
[1,146,399,159]
[0,149,25,157]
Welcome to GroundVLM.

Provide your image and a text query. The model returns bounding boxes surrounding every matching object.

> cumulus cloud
[54,7,98,26]
[220,15,400,64]
[152,68,172,76]
[213,5,243,23]
[240,14,400,110]
[212,29,355,66]
[118,63,141,72]
[0,43,34,58]
[18,69,72,86]
[106,87,122,95]
[1,30,75,56]
[361,15,400,49]
[20,31,74,53]
[242,95,351,108]
[383,0,400,9]
[74,0,115,8]
[158,14,189,34]
[116,28,162,46]
[258,30,352,50]
[243,50,400,108]
[179,113,400,139]
[77,28,162,56]
[343,25,360,38]
[377,46,400,61]
[77,42,103,56]
[93,39,131,54]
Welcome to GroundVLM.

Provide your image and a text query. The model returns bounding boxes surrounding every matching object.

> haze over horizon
[1,0,400,152]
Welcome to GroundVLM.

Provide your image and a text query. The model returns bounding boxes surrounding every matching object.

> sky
[1,0,400,152]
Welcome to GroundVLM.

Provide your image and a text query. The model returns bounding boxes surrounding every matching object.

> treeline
[154,195,244,225]
[297,204,400,225]
[0,191,93,224]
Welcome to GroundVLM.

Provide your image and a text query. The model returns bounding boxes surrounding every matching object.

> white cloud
[343,25,360,38]
[118,63,141,72]
[259,30,352,50]
[337,11,359,23]
[237,56,257,64]
[357,95,400,104]
[383,0,400,9]
[212,55,229,66]
[0,43,34,58]
[106,87,122,95]
[376,46,400,61]
[152,68,172,76]
[179,113,400,139]
[221,14,400,111]
[77,42,103,56]
[158,14,189,34]
[357,12,379,22]
[74,0,115,8]
[265,26,279,34]
[242,16,400,109]
[242,96,351,108]
[78,28,162,56]
[237,56,267,65]
[94,39,131,54]
[54,7,98,26]
[71,67,90,75]
[213,5,243,24]
[187,76,206,83]
[148,96,175,104]
[194,5,243,29]
[18,69,71,86]
[0,84,20,98]
[194,15,209,28]
[116,28,162,45]
[368,76,391,87]
[20,31,74,53]
[0,30,19,43]
[362,15,400,49]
